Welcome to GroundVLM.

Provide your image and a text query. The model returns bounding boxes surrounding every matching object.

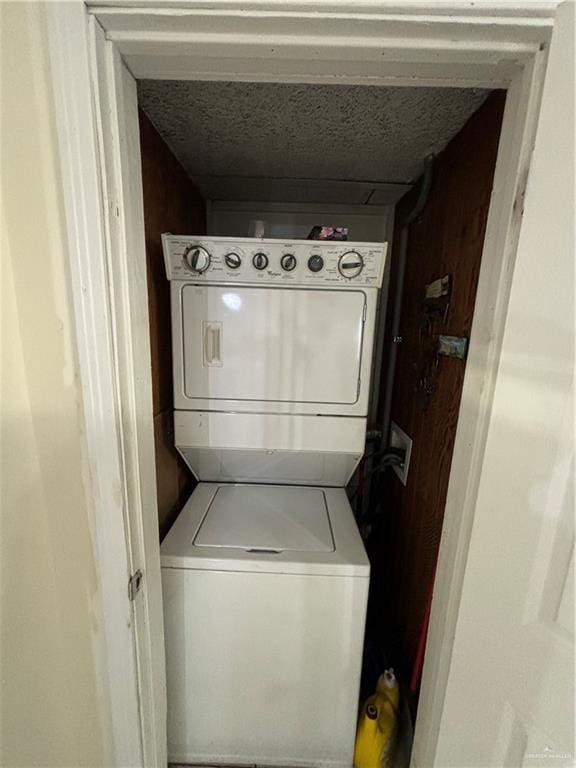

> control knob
[281,253,297,272]
[252,252,269,270]
[224,252,242,270]
[338,251,364,278]
[307,254,324,273]
[184,245,211,274]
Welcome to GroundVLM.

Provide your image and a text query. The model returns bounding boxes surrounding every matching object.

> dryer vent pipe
[380,155,435,448]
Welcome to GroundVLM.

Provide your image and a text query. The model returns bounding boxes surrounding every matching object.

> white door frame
[46,2,560,766]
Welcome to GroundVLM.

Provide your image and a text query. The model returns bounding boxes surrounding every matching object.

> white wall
[209,201,394,242]
[0,4,113,766]
[430,2,574,764]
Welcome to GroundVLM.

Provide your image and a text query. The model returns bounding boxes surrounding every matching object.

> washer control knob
[224,252,242,270]
[281,253,297,272]
[338,251,364,278]
[184,245,211,274]
[307,254,324,273]
[252,252,269,270]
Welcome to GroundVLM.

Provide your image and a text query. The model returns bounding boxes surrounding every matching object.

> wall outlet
[390,421,413,486]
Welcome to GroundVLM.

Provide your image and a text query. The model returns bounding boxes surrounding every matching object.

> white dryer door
[180,285,365,406]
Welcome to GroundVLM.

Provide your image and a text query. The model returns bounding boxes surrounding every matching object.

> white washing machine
[162,483,370,767]
[161,236,387,767]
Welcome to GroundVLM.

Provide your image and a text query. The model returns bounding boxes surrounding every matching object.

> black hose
[349,451,405,502]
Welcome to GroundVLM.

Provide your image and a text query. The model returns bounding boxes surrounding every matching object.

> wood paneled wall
[367,91,506,691]
[138,110,206,539]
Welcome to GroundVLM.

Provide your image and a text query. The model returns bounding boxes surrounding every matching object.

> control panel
[163,235,387,288]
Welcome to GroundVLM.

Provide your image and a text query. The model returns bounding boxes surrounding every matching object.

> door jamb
[47,3,557,765]
[45,4,144,766]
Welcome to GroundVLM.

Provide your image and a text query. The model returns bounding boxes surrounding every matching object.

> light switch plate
[390,421,413,486]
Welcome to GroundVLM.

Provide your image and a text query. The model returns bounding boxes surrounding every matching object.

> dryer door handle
[202,321,223,367]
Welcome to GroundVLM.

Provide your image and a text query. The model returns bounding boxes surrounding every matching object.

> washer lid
[161,484,369,577]
[194,485,334,553]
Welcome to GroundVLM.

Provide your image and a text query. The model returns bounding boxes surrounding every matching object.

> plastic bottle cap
[383,669,396,688]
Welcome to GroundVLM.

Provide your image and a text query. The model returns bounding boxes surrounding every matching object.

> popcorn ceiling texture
[138,80,490,203]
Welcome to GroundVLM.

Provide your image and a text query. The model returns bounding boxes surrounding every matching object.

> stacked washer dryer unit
[161,235,387,767]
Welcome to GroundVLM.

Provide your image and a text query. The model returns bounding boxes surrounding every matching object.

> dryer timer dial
[338,251,364,278]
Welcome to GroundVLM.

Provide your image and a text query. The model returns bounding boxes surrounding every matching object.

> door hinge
[362,302,367,322]
[128,569,143,602]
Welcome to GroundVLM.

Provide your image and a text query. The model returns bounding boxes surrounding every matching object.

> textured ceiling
[138,80,490,204]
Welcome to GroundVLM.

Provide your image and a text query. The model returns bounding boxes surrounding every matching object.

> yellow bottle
[354,669,399,768]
